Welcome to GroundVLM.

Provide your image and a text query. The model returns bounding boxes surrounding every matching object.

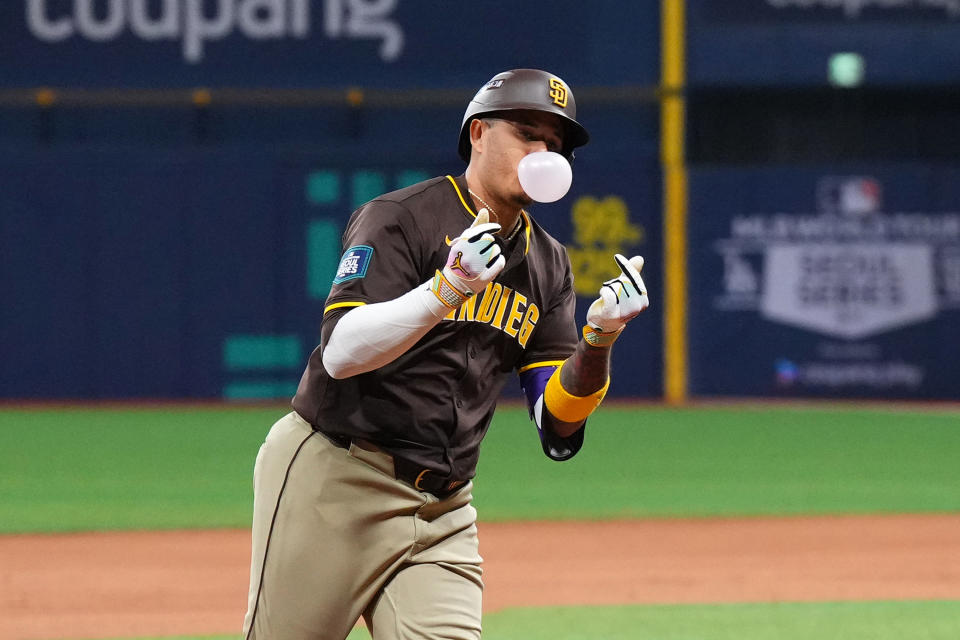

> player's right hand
[586,254,650,333]
[441,208,506,297]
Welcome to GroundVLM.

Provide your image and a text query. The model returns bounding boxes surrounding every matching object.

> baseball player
[243,68,650,640]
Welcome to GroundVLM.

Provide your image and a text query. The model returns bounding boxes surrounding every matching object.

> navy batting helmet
[458,69,590,162]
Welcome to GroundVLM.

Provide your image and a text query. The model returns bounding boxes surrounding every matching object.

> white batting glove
[431,209,506,308]
[584,254,649,345]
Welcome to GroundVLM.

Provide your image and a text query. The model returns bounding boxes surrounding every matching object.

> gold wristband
[431,270,469,308]
[582,325,623,348]
[544,366,611,423]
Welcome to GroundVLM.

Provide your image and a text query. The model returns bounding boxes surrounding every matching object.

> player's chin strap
[543,361,611,423]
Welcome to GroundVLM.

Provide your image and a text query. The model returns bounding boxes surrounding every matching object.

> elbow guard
[543,365,610,423]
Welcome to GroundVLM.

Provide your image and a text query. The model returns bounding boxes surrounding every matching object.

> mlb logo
[774,359,799,386]
[816,176,883,215]
[333,245,373,284]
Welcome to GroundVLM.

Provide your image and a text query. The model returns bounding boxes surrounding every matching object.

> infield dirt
[3,513,960,639]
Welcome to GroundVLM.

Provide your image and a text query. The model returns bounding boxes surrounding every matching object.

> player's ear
[469,118,487,155]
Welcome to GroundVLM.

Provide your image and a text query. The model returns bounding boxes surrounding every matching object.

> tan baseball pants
[243,411,483,640]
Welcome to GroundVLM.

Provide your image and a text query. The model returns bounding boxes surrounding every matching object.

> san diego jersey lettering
[444,282,539,348]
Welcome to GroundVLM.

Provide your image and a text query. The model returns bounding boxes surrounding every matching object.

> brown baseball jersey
[292,174,581,482]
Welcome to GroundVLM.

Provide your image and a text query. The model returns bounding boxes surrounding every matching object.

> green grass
[474,404,960,520]
[77,600,960,640]
[2,403,960,533]
[0,405,283,532]
[480,601,960,640]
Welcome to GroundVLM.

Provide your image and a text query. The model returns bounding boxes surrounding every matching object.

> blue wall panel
[0,104,662,400]
[0,0,663,401]
[87,159,189,397]
[2,158,97,396]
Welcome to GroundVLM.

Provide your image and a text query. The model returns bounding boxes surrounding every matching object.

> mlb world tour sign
[688,166,960,399]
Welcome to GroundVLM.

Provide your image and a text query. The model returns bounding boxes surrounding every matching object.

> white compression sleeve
[321,280,452,379]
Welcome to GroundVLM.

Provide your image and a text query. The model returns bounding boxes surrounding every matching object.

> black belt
[318,430,467,499]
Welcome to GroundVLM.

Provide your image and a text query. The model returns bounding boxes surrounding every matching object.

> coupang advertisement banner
[1,1,659,88]
[21,0,396,66]
[688,166,960,399]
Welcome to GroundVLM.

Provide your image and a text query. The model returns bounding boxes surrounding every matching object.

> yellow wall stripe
[661,0,688,404]
[324,301,366,314]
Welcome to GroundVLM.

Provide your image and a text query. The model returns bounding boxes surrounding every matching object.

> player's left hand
[586,254,650,334]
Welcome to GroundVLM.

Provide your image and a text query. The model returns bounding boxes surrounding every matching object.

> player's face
[474,111,565,208]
